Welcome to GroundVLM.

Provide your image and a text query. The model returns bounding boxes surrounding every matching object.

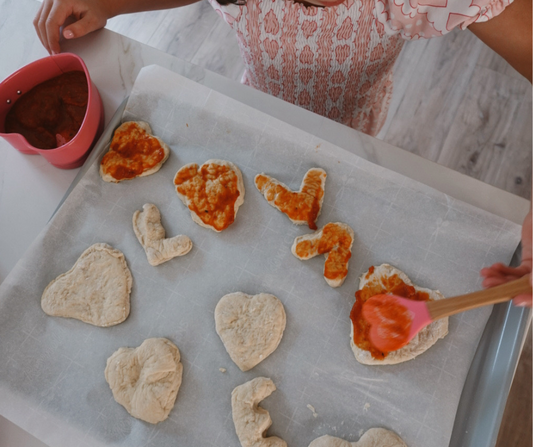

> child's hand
[33,0,110,55]
[481,208,532,307]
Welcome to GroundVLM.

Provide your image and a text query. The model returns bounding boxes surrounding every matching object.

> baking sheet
[0,65,522,447]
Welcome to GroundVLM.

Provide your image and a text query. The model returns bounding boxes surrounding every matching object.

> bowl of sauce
[0,53,104,169]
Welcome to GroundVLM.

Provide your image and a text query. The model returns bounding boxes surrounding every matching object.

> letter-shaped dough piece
[350,264,448,365]
[105,338,183,424]
[291,222,354,288]
[232,377,287,447]
[308,429,408,447]
[133,203,193,266]
[41,243,132,327]
[100,121,170,183]
[255,168,326,230]
[215,292,286,371]
[174,159,245,232]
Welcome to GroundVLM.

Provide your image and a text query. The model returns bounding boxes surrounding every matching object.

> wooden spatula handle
[427,274,532,320]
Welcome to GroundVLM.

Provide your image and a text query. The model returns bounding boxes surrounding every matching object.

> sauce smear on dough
[255,169,325,230]
[362,295,413,352]
[350,269,430,359]
[101,122,166,181]
[295,223,352,281]
[174,162,240,231]
[5,71,88,149]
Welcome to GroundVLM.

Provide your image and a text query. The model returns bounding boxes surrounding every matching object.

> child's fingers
[62,12,106,41]
[35,0,54,54]
[482,276,509,288]
[45,2,73,54]
[33,2,47,50]
[513,294,532,307]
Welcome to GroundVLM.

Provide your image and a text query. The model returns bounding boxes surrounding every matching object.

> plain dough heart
[105,338,183,424]
[309,429,408,447]
[133,203,193,266]
[41,243,132,327]
[232,377,287,447]
[215,292,286,371]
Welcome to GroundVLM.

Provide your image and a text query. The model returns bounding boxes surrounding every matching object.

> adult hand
[481,208,532,307]
[33,0,111,55]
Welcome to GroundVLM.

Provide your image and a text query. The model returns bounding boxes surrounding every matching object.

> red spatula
[362,274,532,353]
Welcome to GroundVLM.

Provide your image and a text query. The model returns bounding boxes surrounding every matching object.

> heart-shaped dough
[350,264,448,365]
[255,168,327,230]
[292,222,354,287]
[215,292,286,371]
[41,243,132,327]
[100,121,170,183]
[105,338,183,424]
[232,377,287,447]
[308,429,407,447]
[133,203,193,266]
[173,159,245,232]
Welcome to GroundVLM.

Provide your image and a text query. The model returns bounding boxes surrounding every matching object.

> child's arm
[481,207,532,307]
[34,0,201,55]
[468,0,532,82]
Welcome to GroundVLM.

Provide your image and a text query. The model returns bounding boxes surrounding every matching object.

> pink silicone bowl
[0,53,104,169]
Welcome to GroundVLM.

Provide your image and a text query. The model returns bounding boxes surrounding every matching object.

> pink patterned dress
[207,0,512,135]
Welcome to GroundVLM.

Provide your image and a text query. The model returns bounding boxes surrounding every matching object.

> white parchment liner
[0,65,521,447]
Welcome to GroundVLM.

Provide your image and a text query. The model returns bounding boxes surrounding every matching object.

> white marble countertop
[0,0,530,445]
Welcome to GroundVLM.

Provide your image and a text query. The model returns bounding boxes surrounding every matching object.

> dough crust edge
[41,242,133,327]
[214,292,287,371]
[104,337,183,424]
[308,428,408,447]
[132,204,193,266]
[350,263,448,365]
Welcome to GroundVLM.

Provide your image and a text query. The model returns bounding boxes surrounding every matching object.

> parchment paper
[0,65,522,447]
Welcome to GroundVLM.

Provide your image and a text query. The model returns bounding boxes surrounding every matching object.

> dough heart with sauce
[291,222,354,288]
[105,338,183,424]
[255,168,326,230]
[232,377,287,447]
[133,203,193,266]
[308,429,408,447]
[173,159,245,232]
[100,121,170,183]
[41,243,132,327]
[350,263,448,365]
[215,292,286,371]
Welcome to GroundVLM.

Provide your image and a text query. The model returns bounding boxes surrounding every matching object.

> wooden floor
[105,5,532,446]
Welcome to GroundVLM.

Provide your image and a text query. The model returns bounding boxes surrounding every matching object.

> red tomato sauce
[101,122,166,181]
[174,162,241,231]
[255,170,325,230]
[294,222,352,281]
[4,71,88,149]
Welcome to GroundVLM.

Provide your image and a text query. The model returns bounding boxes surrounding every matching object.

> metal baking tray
[53,98,531,447]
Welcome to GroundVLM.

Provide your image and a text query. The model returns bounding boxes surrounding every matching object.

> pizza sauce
[255,169,325,230]
[4,71,88,149]
[100,122,167,181]
[174,162,241,231]
[294,222,352,282]
[350,266,430,359]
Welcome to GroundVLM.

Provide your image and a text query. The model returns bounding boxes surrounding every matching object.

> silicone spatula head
[361,294,433,352]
